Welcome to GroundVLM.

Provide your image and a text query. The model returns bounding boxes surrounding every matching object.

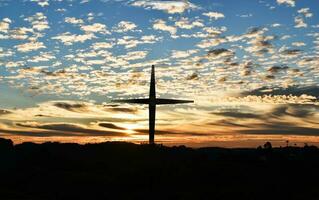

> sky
[0,0,318,147]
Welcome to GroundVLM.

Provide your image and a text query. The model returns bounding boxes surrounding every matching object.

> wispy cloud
[131,0,199,14]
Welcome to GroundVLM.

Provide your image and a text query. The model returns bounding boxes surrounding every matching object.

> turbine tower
[113,65,194,144]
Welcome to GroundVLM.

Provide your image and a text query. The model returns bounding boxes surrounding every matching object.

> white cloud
[197,38,227,48]
[30,0,49,7]
[56,8,66,12]
[15,41,46,52]
[117,36,140,49]
[297,8,313,18]
[153,19,176,35]
[10,27,34,40]
[28,53,55,63]
[122,51,148,60]
[65,17,84,25]
[174,17,203,29]
[86,59,106,65]
[203,12,225,20]
[294,16,307,28]
[80,23,110,34]
[237,14,253,18]
[0,18,11,33]
[271,23,281,27]
[113,21,137,32]
[25,13,50,31]
[203,26,227,36]
[131,0,198,14]
[171,50,198,58]
[141,35,159,42]
[0,48,13,57]
[91,42,114,50]
[80,0,90,3]
[276,0,296,7]
[292,42,306,47]
[5,61,25,68]
[117,35,159,49]
[52,32,96,45]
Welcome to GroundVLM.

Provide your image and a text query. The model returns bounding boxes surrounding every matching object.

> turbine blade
[156,98,194,105]
[112,98,150,104]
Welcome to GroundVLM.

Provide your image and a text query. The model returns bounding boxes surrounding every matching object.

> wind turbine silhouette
[113,65,194,144]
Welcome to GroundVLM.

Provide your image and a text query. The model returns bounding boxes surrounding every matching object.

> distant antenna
[113,65,194,145]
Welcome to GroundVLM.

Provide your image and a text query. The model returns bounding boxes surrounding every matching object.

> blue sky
[0,0,318,147]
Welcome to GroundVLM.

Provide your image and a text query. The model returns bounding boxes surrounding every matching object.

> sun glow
[121,123,145,134]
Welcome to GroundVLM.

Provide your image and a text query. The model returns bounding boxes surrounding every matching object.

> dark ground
[0,138,319,200]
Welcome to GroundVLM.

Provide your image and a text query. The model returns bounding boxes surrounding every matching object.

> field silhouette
[1,138,319,200]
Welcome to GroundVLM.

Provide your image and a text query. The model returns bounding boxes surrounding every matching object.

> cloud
[52,32,96,45]
[0,109,11,115]
[80,0,90,4]
[56,8,66,12]
[197,38,227,48]
[0,47,13,57]
[186,72,199,80]
[218,76,227,83]
[5,61,25,68]
[276,0,296,7]
[239,123,319,136]
[15,122,126,136]
[98,122,126,130]
[294,16,307,28]
[206,48,234,59]
[171,50,198,59]
[25,12,49,31]
[0,128,74,137]
[203,26,227,36]
[117,35,159,49]
[80,23,110,34]
[241,85,319,99]
[131,0,198,14]
[269,105,317,118]
[104,105,138,114]
[122,51,148,60]
[30,0,49,7]
[153,19,176,35]
[15,41,46,52]
[91,42,114,50]
[281,49,302,56]
[174,17,203,29]
[27,52,55,63]
[9,27,34,40]
[292,42,306,47]
[203,12,225,20]
[237,14,253,18]
[113,21,137,32]
[65,17,84,25]
[206,103,319,137]
[246,32,275,56]
[298,8,313,18]
[54,102,88,112]
[0,18,11,33]
[211,111,260,119]
[271,23,281,28]
[267,65,289,74]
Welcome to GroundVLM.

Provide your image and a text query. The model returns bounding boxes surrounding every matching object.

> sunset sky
[0,0,318,147]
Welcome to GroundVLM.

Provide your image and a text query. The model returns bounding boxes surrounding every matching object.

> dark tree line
[0,138,319,200]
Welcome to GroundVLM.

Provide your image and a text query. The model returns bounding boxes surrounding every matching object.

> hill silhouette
[0,138,319,200]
